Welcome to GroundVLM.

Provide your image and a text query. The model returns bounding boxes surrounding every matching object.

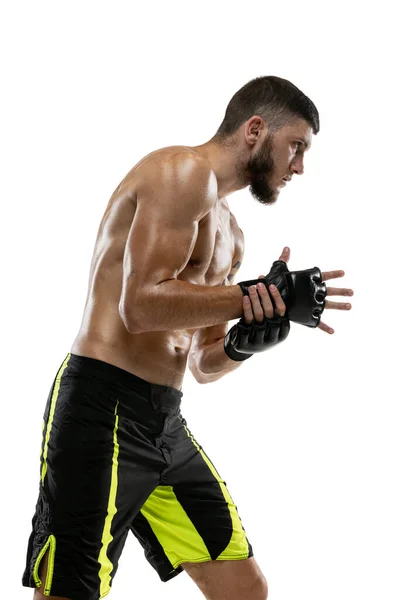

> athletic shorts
[22,353,253,600]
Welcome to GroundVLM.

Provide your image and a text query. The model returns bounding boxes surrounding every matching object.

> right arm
[119,154,244,334]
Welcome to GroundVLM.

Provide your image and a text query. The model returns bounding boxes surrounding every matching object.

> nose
[291,157,305,176]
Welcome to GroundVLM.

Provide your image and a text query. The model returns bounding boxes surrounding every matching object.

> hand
[254,246,354,335]
[224,246,290,362]
[317,269,353,334]
[242,247,289,325]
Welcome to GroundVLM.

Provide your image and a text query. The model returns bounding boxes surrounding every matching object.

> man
[23,76,353,600]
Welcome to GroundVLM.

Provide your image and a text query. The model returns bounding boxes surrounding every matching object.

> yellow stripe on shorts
[98,400,120,599]
[181,422,249,560]
[140,486,211,567]
[33,534,56,595]
[41,354,71,485]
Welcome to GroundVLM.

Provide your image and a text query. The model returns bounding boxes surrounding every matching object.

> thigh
[23,362,161,600]
[130,413,253,583]
[182,556,268,600]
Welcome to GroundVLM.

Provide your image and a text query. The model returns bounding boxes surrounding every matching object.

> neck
[191,137,247,198]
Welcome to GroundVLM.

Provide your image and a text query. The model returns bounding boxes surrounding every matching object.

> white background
[1,1,399,599]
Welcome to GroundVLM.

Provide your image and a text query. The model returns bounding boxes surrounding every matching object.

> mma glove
[223,313,290,361]
[224,260,327,362]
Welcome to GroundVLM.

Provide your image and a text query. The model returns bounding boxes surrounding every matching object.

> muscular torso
[71,146,244,390]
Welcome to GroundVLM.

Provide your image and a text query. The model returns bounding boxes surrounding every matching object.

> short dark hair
[213,76,320,142]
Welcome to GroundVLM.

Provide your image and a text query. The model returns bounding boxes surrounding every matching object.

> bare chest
[179,200,243,286]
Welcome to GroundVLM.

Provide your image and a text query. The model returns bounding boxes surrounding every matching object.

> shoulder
[138,147,218,218]
[141,146,216,189]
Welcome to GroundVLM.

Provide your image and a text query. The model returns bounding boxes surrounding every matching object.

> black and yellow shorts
[22,353,253,600]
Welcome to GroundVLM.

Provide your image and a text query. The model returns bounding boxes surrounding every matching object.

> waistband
[62,353,183,411]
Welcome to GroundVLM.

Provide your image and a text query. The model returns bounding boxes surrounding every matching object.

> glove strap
[223,335,254,361]
[238,278,267,297]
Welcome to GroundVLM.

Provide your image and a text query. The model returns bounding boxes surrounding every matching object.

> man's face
[245,119,313,205]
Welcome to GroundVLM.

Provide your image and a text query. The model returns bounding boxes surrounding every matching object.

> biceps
[121,203,198,302]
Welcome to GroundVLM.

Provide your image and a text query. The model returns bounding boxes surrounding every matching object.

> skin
[71,115,353,391]
[37,115,354,600]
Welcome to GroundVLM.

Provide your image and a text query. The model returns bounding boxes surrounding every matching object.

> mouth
[280,176,292,188]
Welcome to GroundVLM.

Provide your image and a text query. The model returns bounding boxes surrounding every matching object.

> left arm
[188,256,245,384]
[188,245,293,383]
[188,321,243,384]
[189,242,355,383]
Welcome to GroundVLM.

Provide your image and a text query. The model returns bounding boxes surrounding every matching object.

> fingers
[326,286,354,297]
[258,247,290,280]
[242,285,272,323]
[278,246,290,263]
[242,295,255,325]
[321,270,345,281]
[248,285,269,322]
[324,300,352,311]
[318,280,353,333]
[244,283,286,324]
[318,321,335,334]
[267,284,286,316]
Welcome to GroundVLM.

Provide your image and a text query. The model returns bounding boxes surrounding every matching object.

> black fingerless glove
[238,261,327,328]
[224,314,290,361]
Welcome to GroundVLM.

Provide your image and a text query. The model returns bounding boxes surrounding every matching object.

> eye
[294,142,301,151]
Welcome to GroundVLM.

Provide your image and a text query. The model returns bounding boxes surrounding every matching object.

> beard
[241,134,278,205]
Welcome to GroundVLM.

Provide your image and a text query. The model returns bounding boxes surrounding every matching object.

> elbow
[119,310,142,334]
[119,299,148,334]
[189,357,214,385]
[192,360,229,384]
[119,281,159,333]
[197,377,213,385]
[193,371,211,384]
[193,372,211,385]
[195,372,222,384]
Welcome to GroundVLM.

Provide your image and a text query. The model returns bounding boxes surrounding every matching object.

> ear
[244,116,266,145]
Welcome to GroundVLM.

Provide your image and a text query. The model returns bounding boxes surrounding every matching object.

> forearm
[192,337,245,384]
[121,279,244,333]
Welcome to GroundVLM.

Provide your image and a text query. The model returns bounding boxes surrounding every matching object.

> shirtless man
[23,76,353,600]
